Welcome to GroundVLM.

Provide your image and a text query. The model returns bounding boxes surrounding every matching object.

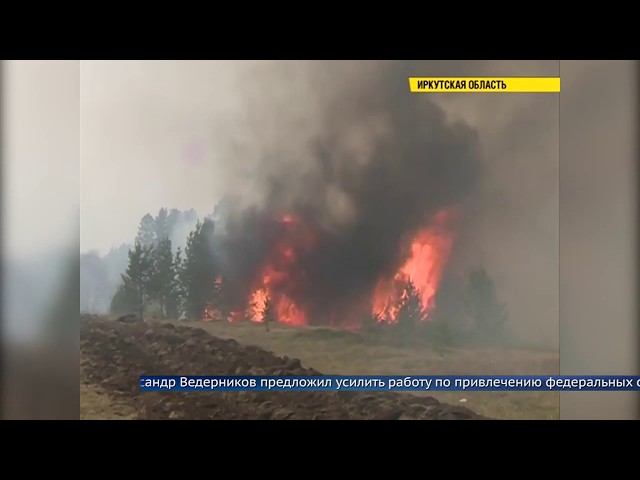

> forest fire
[108,63,483,331]
[241,209,455,328]
[205,64,481,329]
[246,214,315,326]
[372,210,454,323]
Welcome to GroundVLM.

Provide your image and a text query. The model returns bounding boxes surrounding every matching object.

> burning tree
[396,281,425,341]
[372,212,454,325]
[262,296,275,332]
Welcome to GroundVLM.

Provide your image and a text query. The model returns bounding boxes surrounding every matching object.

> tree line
[110,207,509,347]
[81,208,200,315]
[110,209,221,321]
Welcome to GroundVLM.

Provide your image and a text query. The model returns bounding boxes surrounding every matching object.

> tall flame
[372,210,454,323]
[247,215,312,326]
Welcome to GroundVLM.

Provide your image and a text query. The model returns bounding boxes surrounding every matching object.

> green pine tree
[466,268,508,344]
[155,207,170,241]
[135,213,157,247]
[180,219,218,320]
[110,282,139,315]
[212,275,227,319]
[166,247,185,319]
[111,243,155,318]
[149,237,175,317]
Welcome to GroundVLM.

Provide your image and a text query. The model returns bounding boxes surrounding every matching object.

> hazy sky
[80,60,257,253]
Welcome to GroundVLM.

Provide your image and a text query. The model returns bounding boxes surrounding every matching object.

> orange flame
[372,209,454,323]
[246,214,311,326]
[240,210,454,327]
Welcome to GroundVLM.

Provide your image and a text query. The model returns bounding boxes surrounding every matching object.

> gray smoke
[216,61,482,325]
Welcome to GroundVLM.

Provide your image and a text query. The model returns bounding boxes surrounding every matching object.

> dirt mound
[80,316,487,419]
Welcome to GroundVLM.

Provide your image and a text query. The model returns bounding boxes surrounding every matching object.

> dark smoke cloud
[216,61,482,325]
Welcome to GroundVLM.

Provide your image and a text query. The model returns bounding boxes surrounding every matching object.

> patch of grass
[80,384,137,420]
[80,367,137,420]
[189,319,560,420]
[292,327,363,343]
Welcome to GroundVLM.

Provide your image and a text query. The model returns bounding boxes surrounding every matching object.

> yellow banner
[409,77,560,93]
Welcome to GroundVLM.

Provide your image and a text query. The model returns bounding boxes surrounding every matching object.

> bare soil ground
[81,315,502,420]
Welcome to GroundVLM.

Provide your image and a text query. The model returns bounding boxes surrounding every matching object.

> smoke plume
[215,61,482,326]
